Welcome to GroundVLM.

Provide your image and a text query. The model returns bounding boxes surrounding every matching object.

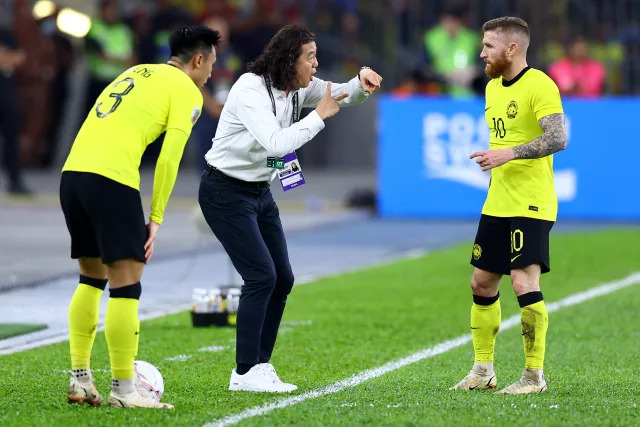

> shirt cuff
[354,75,368,95]
[305,110,326,132]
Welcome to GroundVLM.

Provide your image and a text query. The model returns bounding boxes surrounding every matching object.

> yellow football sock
[69,280,105,370]
[471,295,501,363]
[105,290,140,380]
[520,300,548,369]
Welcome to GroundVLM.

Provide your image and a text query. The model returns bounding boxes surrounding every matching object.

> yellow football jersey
[482,67,564,221]
[63,64,203,190]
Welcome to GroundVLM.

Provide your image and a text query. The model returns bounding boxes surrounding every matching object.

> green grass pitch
[0,229,638,426]
[0,324,47,340]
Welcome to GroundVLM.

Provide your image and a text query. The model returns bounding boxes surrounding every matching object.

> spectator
[0,26,30,194]
[84,0,135,116]
[196,0,236,24]
[148,0,194,63]
[12,0,55,168]
[548,36,606,97]
[422,0,480,97]
[40,13,75,168]
[232,0,283,70]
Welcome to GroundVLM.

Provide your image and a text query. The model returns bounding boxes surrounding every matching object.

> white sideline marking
[199,345,229,353]
[164,354,192,362]
[205,271,640,427]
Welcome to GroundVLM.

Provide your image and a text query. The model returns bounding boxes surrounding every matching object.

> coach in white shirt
[198,24,382,393]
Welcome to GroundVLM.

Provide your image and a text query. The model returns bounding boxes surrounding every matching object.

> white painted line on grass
[199,345,230,353]
[164,354,192,362]
[205,271,640,427]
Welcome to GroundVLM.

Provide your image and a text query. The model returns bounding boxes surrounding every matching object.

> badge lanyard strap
[264,75,299,125]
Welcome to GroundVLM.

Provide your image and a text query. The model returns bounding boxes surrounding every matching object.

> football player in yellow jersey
[450,17,567,395]
[60,25,219,409]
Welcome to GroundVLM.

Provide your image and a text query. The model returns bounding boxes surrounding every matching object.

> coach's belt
[205,164,269,189]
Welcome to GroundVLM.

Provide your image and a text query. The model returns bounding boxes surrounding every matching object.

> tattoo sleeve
[512,113,567,159]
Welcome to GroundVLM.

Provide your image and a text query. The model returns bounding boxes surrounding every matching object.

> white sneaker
[67,377,103,406]
[108,390,174,409]
[450,369,497,391]
[495,368,547,395]
[229,363,298,393]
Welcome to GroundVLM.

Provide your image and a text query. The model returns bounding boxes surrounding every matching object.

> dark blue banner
[378,96,640,220]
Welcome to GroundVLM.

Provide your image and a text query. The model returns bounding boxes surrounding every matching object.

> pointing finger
[325,82,332,96]
[334,93,348,101]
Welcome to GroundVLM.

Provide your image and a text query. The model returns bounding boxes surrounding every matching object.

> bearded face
[484,50,511,79]
[480,30,516,79]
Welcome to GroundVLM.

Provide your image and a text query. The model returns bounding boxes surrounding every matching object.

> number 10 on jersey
[492,117,506,138]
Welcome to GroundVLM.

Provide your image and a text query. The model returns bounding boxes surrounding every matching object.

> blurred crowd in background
[0,0,639,194]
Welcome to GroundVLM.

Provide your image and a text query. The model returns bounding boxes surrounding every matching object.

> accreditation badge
[277,152,306,191]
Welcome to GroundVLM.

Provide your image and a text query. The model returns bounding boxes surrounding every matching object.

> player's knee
[470,276,483,294]
[78,257,107,280]
[470,272,499,295]
[510,269,540,294]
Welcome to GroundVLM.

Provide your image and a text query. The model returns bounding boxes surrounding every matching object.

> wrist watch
[358,66,371,80]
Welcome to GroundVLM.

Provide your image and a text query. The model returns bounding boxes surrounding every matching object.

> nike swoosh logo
[511,254,522,262]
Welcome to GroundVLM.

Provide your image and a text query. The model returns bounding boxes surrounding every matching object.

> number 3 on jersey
[95,77,135,119]
[492,117,506,138]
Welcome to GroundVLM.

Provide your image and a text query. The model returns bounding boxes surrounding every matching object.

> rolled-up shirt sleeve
[235,84,325,158]
[302,75,369,108]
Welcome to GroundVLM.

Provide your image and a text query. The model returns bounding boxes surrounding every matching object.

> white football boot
[450,366,497,391]
[108,390,174,409]
[229,363,298,393]
[67,376,103,406]
[495,368,547,394]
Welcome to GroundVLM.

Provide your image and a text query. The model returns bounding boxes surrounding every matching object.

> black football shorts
[60,171,146,264]
[470,214,554,275]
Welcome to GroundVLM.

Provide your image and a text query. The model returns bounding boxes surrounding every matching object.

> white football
[134,360,164,401]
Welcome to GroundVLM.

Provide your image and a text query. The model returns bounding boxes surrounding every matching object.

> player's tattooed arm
[513,113,567,159]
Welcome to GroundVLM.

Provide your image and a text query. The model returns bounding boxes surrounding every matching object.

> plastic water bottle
[209,288,223,313]
[191,288,209,313]
[226,288,241,313]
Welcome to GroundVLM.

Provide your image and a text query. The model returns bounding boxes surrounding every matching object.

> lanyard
[264,75,299,124]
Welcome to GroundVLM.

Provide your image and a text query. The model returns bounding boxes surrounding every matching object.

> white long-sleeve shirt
[204,72,369,182]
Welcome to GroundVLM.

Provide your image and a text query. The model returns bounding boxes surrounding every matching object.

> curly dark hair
[247,24,316,91]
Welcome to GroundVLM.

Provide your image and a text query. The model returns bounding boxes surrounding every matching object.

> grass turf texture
[0,229,638,426]
[0,323,47,340]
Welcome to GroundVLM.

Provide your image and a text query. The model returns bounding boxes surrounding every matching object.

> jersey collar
[502,66,531,87]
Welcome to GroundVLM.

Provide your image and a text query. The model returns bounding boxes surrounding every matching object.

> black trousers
[198,167,294,365]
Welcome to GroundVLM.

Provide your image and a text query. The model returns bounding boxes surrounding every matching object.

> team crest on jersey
[191,106,201,124]
[506,101,518,119]
[472,244,482,260]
